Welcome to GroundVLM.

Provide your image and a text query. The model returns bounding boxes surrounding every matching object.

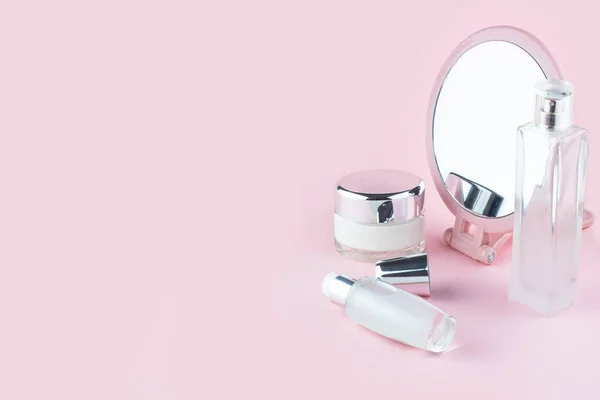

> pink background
[1,0,599,399]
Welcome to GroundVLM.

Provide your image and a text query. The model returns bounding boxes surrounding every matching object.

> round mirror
[427,26,562,233]
[433,41,545,218]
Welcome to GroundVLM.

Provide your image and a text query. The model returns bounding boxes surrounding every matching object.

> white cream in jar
[334,169,426,262]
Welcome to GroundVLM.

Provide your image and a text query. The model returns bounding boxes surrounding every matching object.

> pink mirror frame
[426,25,594,264]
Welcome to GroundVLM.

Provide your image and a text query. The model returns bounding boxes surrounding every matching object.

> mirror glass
[433,41,546,218]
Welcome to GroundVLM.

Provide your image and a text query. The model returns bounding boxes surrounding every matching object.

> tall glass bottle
[510,79,588,316]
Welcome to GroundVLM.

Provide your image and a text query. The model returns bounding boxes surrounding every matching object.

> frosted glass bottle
[510,79,588,316]
[322,273,456,352]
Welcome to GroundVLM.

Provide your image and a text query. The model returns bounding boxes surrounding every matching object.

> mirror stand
[443,216,512,264]
[443,210,595,265]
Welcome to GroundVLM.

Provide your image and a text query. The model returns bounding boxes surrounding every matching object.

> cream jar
[334,169,426,262]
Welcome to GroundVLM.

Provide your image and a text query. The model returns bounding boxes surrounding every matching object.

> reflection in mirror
[433,40,546,218]
[445,173,504,217]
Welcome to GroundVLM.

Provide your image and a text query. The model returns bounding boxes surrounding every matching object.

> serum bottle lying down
[322,273,456,352]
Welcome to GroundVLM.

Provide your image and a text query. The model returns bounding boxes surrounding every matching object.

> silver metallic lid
[322,273,356,307]
[335,169,425,224]
[534,79,574,129]
[375,253,431,297]
[445,172,504,218]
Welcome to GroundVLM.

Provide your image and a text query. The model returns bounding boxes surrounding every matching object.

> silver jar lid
[335,169,425,224]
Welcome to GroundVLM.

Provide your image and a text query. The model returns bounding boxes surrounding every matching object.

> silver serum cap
[322,273,356,307]
[375,253,431,297]
[335,169,425,224]
[534,79,574,129]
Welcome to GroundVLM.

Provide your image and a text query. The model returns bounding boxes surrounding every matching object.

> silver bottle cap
[445,172,504,217]
[322,273,356,307]
[335,169,425,224]
[375,253,431,297]
[534,79,574,129]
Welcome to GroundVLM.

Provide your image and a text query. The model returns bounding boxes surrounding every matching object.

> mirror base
[443,219,511,265]
[443,209,595,265]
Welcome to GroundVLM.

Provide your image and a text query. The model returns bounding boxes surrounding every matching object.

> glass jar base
[334,240,426,263]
